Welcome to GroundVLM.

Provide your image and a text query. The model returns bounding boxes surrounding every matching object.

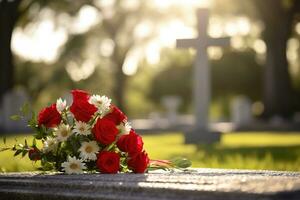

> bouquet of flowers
[1,89,191,174]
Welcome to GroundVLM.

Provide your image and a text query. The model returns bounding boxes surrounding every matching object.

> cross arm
[176,38,198,49]
[208,37,230,47]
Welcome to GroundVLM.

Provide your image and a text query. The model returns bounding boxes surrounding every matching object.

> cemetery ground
[0,132,300,172]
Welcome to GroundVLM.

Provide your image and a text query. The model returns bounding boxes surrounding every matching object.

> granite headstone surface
[0,168,299,200]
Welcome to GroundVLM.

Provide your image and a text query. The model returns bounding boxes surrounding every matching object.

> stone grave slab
[0,168,299,200]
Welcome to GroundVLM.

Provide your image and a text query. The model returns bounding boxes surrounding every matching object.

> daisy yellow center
[79,127,85,132]
[97,100,102,104]
[61,130,69,137]
[85,146,93,153]
[70,163,78,170]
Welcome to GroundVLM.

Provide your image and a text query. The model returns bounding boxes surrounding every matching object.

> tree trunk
[0,0,20,101]
[263,20,294,118]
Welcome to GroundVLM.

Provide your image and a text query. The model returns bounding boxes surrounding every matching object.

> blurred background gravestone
[161,96,182,126]
[0,89,30,133]
[231,96,253,127]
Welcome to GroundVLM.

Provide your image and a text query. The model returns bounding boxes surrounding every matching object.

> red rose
[71,89,89,101]
[28,147,41,161]
[96,151,120,174]
[117,129,143,154]
[103,105,127,125]
[127,151,149,173]
[70,90,97,122]
[38,103,61,128]
[92,118,119,145]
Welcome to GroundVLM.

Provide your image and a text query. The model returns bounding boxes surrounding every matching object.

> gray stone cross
[176,8,230,143]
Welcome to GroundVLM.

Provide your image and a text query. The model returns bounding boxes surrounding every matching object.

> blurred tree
[211,49,263,99]
[148,50,193,112]
[80,1,164,112]
[125,60,158,117]
[253,0,300,118]
[293,33,300,112]
[0,0,167,113]
[0,0,21,101]
[215,0,300,118]
[0,0,89,102]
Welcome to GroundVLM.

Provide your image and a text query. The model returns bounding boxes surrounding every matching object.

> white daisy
[79,141,100,161]
[89,95,111,114]
[55,124,72,142]
[117,121,132,134]
[56,98,67,113]
[73,121,91,136]
[42,137,58,153]
[61,156,86,174]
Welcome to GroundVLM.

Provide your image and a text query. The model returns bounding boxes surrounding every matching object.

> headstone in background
[293,112,300,123]
[231,96,253,126]
[269,115,286,127]
[148,112,163,127]
[161,96,182,126]
[0,89,30,133]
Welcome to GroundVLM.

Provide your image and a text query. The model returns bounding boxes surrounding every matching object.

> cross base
[184,128,220,144]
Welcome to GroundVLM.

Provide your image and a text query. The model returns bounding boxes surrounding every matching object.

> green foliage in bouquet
[1,90,191,174]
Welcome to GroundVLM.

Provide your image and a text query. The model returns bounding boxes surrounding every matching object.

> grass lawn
[1,132,300,172]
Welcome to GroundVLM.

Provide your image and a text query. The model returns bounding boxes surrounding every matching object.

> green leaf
[42,162,54,171]
[171,157,192,168]
[33,138,37,147]
[105,142,116,151]
[147,166,170,171]
[3,137,6,145]
[34,134,42,140]
[24,139,28,148]
[10,115,21,121]
[28,112,37,129]
[0,147,11,152]
[21,150,28,158]
[41,157,54,171]
[14,149,22,156]
[20,102,30,115]
[34,126,48,140]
